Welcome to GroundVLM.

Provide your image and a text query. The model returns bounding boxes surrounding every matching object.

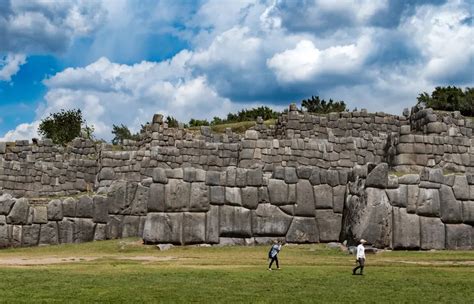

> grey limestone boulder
[241,187,258,209]
[148,183,165,212]
[165,179,190,211]
[98,167,115,181]
[314,184,333,209]
[225,187,242,206]
[247,168,263,186]
[143,213,183,244]
[0,224,10,248]
[22,224,40,246]
[0,193,15,215]
[295,180,315,216]
[122,215,141,238]
[106,215,123,239]
[365,163,388,188]
[286,217,319,243]
[32,206,48,224]
[326,170,339,187]
[152,168,168,184]
[210,186,225,205]
[309,168,320,185]
[398,174,420,185]
[73,218,96,243]
[453,176,469,200]
[445,224,472,249]
[268,179,288,205]
[284,167,298,184]
[235,168,247,187]
[416,188,440,217]
[47,199,63,221]
[333,185,345,213]
[7,198,29,225]
[189,182,209,211]
[386,185,408,207]
[183,212,206,244]
[206,205,220,244]
[94,223,107,241]
[439,185,462,223]
[93,195,109,223]
[130,184,148,215]
[392,207,420,249]
[252,203,292,236]
[11,225,21,247]
[462,201,474,224]
[76,195,94,218]
[107,181,138,215]
[206,171,221,186]
[297,166,313,179]
[39,221,59,245]
[219,205,252,237]
[406,185,419,213]
[420,217,445,250]
[58,218,74,243]
[315,210,342,242]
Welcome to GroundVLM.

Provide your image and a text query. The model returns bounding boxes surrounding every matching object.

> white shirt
[356,244,365,259]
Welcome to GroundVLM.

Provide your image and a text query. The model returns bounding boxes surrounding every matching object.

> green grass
[0,239,472,303]
[187,119,276,134]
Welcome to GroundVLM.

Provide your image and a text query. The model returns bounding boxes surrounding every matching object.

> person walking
[352,239,367,275]
[268,241,282,271]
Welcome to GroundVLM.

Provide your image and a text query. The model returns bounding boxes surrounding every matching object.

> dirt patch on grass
[0,255,180,266]
[385,259,474,266]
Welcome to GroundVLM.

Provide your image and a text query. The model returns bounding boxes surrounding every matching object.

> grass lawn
[0,239,472,303]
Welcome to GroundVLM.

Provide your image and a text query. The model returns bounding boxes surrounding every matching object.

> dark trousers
[353,258,365,274]
[269,256,279,268]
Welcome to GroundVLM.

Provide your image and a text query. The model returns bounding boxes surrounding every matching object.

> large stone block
[11,225,21,247]
[439,185,462,223]
[22,224,40,247]
[130,184,148,215]
[183,212,206,244]
[122,215,141,238]
[241,187,258,209]
[286,217,319,243]
[106,215,123,239]
[326,170,339,187]
[7,198,29,225]
[284,167,298,184]
[235,168,247,187]
[315,210,342,242]
[206,205,219,244]
[189,182,209,211]
[165,179,190,211]
[98,167,115,181]
[219,205,251,237]
[58,218,74,244]
[462,201,474,224]
[295,180,315,216]
[206,171,221,186]
[39,221,59,245]
[0,193,14,215]
[445,224,472,249]
[251,204,292,236]
[62,197,77,217]
[152,168,168,184]
[0,224,10,248]
[94,223,107,241]
[32,206,48,224]
[143,213,183,244]
[225,187,242,206]
[268,179,289,205]
[47,199,63,221]
[148,183,165,212]
[420,217,445,250]
[73,218,96,243]
[93,195,108,223]
[314,184,333,209]
[76,195,94,218]
[407,185,419,213]
[453,176,469,200]
[247,168,263,186]
[386,185,408,207]
[392,207,420,249]
[416,188,440,217]
[366,163,388,188]
[108,181,138,215]
[333,185,345,213]
[210,186,225,205]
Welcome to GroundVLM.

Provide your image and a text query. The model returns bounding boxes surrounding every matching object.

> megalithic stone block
[439,185,462,223]
[143,212,183,244]
[183,212,206,244]
[420,216,445,250]
[445,224,472,249]
[267,179,288,206]
[39,221,59,245]
[251,203,292,236]
[286,217,319,243]
[392,207,420,249]
[315,210,342,242]
[295,180,315,216]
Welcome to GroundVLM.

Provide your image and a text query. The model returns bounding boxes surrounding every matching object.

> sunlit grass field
[0,239,472,303]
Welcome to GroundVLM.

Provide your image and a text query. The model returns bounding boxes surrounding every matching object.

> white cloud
[0,121,39,142]
[0,53,26,81]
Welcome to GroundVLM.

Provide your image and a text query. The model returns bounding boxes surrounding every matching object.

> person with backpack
[268,240,282,271]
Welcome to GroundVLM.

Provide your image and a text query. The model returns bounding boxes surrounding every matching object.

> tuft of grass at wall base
[0,239,472,303]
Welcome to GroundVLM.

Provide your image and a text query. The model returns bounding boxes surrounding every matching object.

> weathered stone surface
[297,166,313,179]
[206,205,219,244]
[309,168,320,185]
[165,179,190,211]
[398,174,420,184]
[0,193,14,215]
[107,181,138,215]
[407,185,419,213]
[189,182,209,211]
[295,180,315,216]
[315,210,342,242]
[225,187,242,206]
[326,170,339,187]
[286,217,319,243]
[392,207,420,249]
[284,167,298,184]
[416,188,440,217]
[386,185,408,207]
[143,213,182,244]
[22,224,40,246]
[241,187,258,209]
[106,215,123,239]
[439,185,462,223]
[39,221,59,245]
[62,198,77,217]
[152,168,168,183]
[183,212,206,244]
[235,168,247,187]
[0,224,10,248]
[93,195,108,223]
[94,223,107,241]
[122,215,141,238]
[252,204,292,236]
[73,218,95,243]
[7,198,29,225]
[76,195,94,218]
[313,184,333,209]
[366,163,388,188]
[267,179,288,205]
[148,183,165,212]
[206,171,221,186]
[32,206,48,224]
[420,217,445,250]
[98,167,115,181]
[11,225,21,247]
[220,205,251,237]
[47,199,63,221]
[453,176,469,200]
[58,218,74,243]
[445,224,472,249]
[130,184,148,215]
[461,201,474,224]
[210,186,225,205]
[247,168,263,186]
[333,185,345,213]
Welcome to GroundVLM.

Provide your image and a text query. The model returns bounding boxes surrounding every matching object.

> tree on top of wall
[417,86,473,116]
[301,96,347,114]
[38,109,88,145]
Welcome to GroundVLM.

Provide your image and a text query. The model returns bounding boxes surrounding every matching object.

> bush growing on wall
[38,109,87,145]
[417,86,473,116]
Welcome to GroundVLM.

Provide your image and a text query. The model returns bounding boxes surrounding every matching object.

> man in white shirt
[352,239,367,275]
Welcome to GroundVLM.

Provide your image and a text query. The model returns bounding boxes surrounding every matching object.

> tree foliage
[166,116,179,128]
[301,96,347,114]
[188,118,210,127]
[38,109,85,145]
[417,86,473,116]
[225,106,279,123]
[111,124,139,145]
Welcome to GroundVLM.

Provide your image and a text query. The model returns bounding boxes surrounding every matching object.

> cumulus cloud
[0,53,26,81]
[0,121,39,142]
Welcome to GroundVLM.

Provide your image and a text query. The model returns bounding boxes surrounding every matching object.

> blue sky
[0,0,473,141]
